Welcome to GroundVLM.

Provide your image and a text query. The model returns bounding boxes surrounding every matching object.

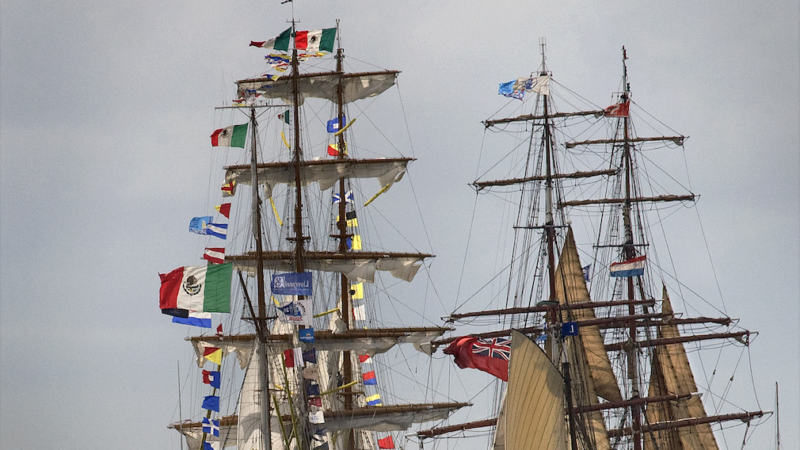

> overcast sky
[1,1,798,449]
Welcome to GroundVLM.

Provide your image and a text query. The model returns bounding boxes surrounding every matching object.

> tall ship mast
[416,44,768,450]
[160,21,467,450]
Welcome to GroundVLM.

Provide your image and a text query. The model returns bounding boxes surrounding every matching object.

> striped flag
[205,223,227,239]
[204,247,225,264]
[609,255,646,277]
[362,371,377,385]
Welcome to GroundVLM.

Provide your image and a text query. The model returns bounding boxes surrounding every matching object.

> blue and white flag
[190,216,214,234]
[172,311,212,328]
[332,191,354,204]
[327,116,346,133]
[202,417,220,437]
[609,255,646,278]
[202,395,220,412]
[582,265,591,282]
[276,298,313,326]
[271,272,313,296]
[299,327,315,343]
[498,79,526,100]
[204,442,220,450]
[562,322,579,337]
[205,223,228,239]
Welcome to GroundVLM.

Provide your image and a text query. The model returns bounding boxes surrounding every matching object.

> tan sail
[495,330,568,450]
[555,228,622,405]
[554,228,617,450]
[644,286,719,450]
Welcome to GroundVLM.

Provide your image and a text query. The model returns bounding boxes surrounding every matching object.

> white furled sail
[190,328,448,367]
[238,343,290,450]
[225,158,411,199]
[228,252,429,283]
[236,71,399,105]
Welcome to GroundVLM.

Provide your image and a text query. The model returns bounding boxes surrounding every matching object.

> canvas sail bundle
[236,71,399,105]
[224,158,411,199]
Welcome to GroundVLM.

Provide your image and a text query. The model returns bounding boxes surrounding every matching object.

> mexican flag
[295,28,336,53]
[159,263,232,313]
[210,124,248,148]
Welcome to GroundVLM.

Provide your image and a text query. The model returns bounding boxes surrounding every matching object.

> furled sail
[322,403,469,432]
[236,70,399,105]
[555,228,623,403]
[189,328,449,367]
[238,343,290,450]
[554,228,615,450]
[494,330,568,450]
[228,251,429,283]
[224,158,411,198]
[644,287,720,450]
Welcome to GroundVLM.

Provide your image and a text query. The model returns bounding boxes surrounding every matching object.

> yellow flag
[350,283,364,299]
[203,347,222,365]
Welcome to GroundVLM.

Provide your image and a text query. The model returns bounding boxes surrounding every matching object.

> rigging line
[450,231,541,313]
[472,137,531,183]
[373,350,459,404]
[345,91,404,157]
[452,180,482,314]
[746,345,764,411]
[344,55,390,72]
[638,151,696,196]
[630,100,685,138]
[394,80,417,160]
[693,201,729,315]
[550,78,605,111]
[374,277,439,327]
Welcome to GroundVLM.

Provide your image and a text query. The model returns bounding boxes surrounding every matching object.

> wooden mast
[246,97,271,450]
[331,21,358,450]
[289,20,309,450]
[616,45,644,450]
[537,40,578,450]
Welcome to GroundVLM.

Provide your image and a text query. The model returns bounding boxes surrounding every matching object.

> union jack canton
[472,338,511,361]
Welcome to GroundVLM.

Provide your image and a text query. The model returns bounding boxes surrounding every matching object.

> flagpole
[178,360,184,450]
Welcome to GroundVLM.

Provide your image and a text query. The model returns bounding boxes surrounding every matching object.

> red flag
[327,143,346,156]
[216,324,223,336]
[283,349,295,368]
[604,100,630,117]
[443,336,510,381]
[378,436,395,449]
[203,347,222,365]
[215,203,231,219]
[249,41,266,47]
[309,397,322,407]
